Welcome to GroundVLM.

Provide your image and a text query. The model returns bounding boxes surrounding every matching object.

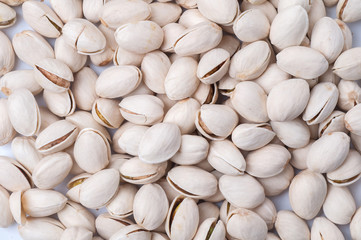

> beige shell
[271,119,311,148]
[197,48,230,84]
[72,67,98,111]
[333,47,361,81]
[95,213,133,240]
[19,217,65,240]
[0,2,16,28]
[318,110,347,137]
[336,0,361,23]
[350,207,361,239]
[258,164,294,197]
[311,217,344,240]
[197,0,239,25]
[109,224,151,240]
[11,136,42,173]
[149,2,182,27]
[106,183,137,218]
[275,210,310,240]
[252,198,277,230]
[254,63,291,94]
[193,218,225,240]
[82,0,108,23]
[0,31,14,77]
[0,186,13,228]
[240,0,277,22]
[338,80,361,111]
[92,98,123,129]
[171,135,209,165]
[43,89,76,117]
[49,0,82,23]
[0,70,42,96]
[0,99,15,146]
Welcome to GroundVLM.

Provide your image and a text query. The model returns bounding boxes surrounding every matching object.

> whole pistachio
[271,119,311,148]
[110,224,151,240]
[18,217,65,240]
[0,2,16,28]
[275,210,310,240]
[72,67,98,111]
[82,0,108,23]
[0,31,14,77]
[95,213,133,240]
[43,89,76,117]
[49,0,82,23]
[171,135,209,165]
[193,218,225,240]
[336,0,361,23]
[113,123,148,156]
[92,98,123,129]
[0,70,42,96]
[333,48,361,80]
[197,0,239,25]
[11,136,42,173]
[149,2,182,27]
[311,217,344,240]
[60,227,93,240]
[0,99,15,146]
[161,23,186,52]
[252,198,277,230]
[197,48,230,84]
[0,186,14,228]
[338,80,361,111]
[106,183,137,218]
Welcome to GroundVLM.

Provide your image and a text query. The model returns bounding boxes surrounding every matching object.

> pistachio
[35,120,79,155]
[338,80,361,111]
[0,186,14,228]
[307,0,326,35]
[22,1,63,38]
[176,0,197,9]
[138,123,181,164]
[350,207,361,239]
[252,198,277,230]
[192,83,219,105]
[0,2,16,28]
[217,75,238,97]
[229,41,271,81]
[18,217,65,240]
[254,63,291,94]
[198,202,220,224]
[66,173,91,203]
[278,0,313,12]
[0,31,14,77]
[82,0,107,23]
[96,213,133,240]
[171,135,209,165]
[197,0,239,25]
[113,123,148,156]
[165,196,199,240]
[92,98,123,129]
[113,46,145,67]
[32,152,73,190]
[275,210,310,240]
[167,166,217,199]
[0,99,15,146]
[43,89,76,117]
[289,140,314,170]
[7,88,41,136]
[0,70,42,96]
[62,18,106,55]
[240,0,277,22]
[9,191,26,225]
[60,227,93,240]
[110,224,151,240]
[72,67,98,111]
[161,23,186,53]
[219,174,265,209]
[149,2,182,27]
[318,110,347,137]
[197,48,230,84]
[335,19,353,51]
[289,170,327,220]
[336,0,361,23]
[120,157,167,185]
[106,183,137,218]
[193,218,225,240]
[74,128,110,173]
[311,217,344,240]
[333,47,361,80]
[271,119,311,148]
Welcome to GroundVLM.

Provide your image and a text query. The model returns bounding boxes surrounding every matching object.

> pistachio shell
[55,36,87,73]
[336,0,361,23]
[72,67,98,111]
[115,124,149,156]
[197,48,230,84]
[0,2,16,28]
[49,0,82,23]
[0,98,15,146]
[171,135,209,165]
[311,217,344,240]
[0,186,14,228]
[0,70,42,96]
[149,2,182,27]
[333,48,361,80]
[275,210,310,240]
[338,80,361,112]
[92,98,123,129]
[43,89,76,117]
[0,31,14,77]
[271,119,311,148]
[110,224,151,240]
[18,217,65,240]
[106,183,137,218]
[193,218,225,240]
[96,213,133,240]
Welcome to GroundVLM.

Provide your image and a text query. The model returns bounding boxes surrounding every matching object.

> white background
[1,1,361,239]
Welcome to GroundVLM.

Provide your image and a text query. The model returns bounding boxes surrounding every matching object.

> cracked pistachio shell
[32,152,73,189]
[333,48,361,80]
[267,79,310,122]
[197,48,230,84]
[55,36,87,73]
[95,66,141,99]
[163,98,200,134]
[233,9,269,43]
[79,169,120,209]
[22,189,67,217]
[133,184,169,230]
[22,1,63,38]
[115,124,149,156]
[277,46,328,79]
[0,2,16,29]
[197,0,239,25]
[12,30,54,67]
[107,154,130,173]
[198,202,220,224]
[335,19,352,51]
[218,75,238,97]
[195,104,238,140]
[176,0,196,8]
[278,0,313,12]
[19,217,65,240]
[92,98,123,129]
[351,207,361,239]
[66,173,91,203]
[89,46,113,67]
[192,82,218,105]
[100,0,150,29]
[246,144,291,178]
[336,0,361,23]
[302,82,339,125]
[35,120,78,154]
[241,1,276,22]
[178,9,209,28]
[96,213,133,240]
[106,183,137,218]
[9,191,26,225]
[171,135,209,165]
[323,184,356,225]
[258,164,294,196]
[74,128,110,173]
[72,67,97,111]
[271,119,311,148]
[289,170,327,220]
[338,80,361,111]
[149,2,182,27]
[252,198,277,230]
[231,123,275,151]
[311,217,344,240]
[229,41,271,81]
[308,0,326,36]
[115,20,163,55]
[50,0,82,23]
[167,166,217,199]
[307,132,350,173]
[318,110,347,137]
[227,208,267,240]
[275,210,310,240]
[164,57,199,100]
[58,201,95,233]
[8,88,41,136]
[120,157,167,185]
[141,51,171,94]
[327,149,361,187]
[110,224,151,240]
[0,31,14,77]
[216,35,240,58]
[290,140,314,170]
[34,58,74,93]
[1,70,42,96]
[44,89,76,117]
[66,111,111,141]
[165,196,199,240]
[254,63,291,94]
[98,24,117,50]
[231,81,269,123]
[0,186,13,227]
[269,6,308,50]
[60,227,93,240]
[82,0,107,23]
[37,106,61,130]
[119,95,164,126]
[12,136,42,173]
[174,21,222,56]
[161,23,186,53]
[219,174,265,209]
[62,19,106,55]
[345,104,361,136]
[193,218,225,240]
[138,123,181,164]
[207,140,246,176]
[0,99,15,146]
[113,46,144,67]
[311,17,344,63]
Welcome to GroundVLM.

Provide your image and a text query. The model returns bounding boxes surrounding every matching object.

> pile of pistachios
[1,0,361,239]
